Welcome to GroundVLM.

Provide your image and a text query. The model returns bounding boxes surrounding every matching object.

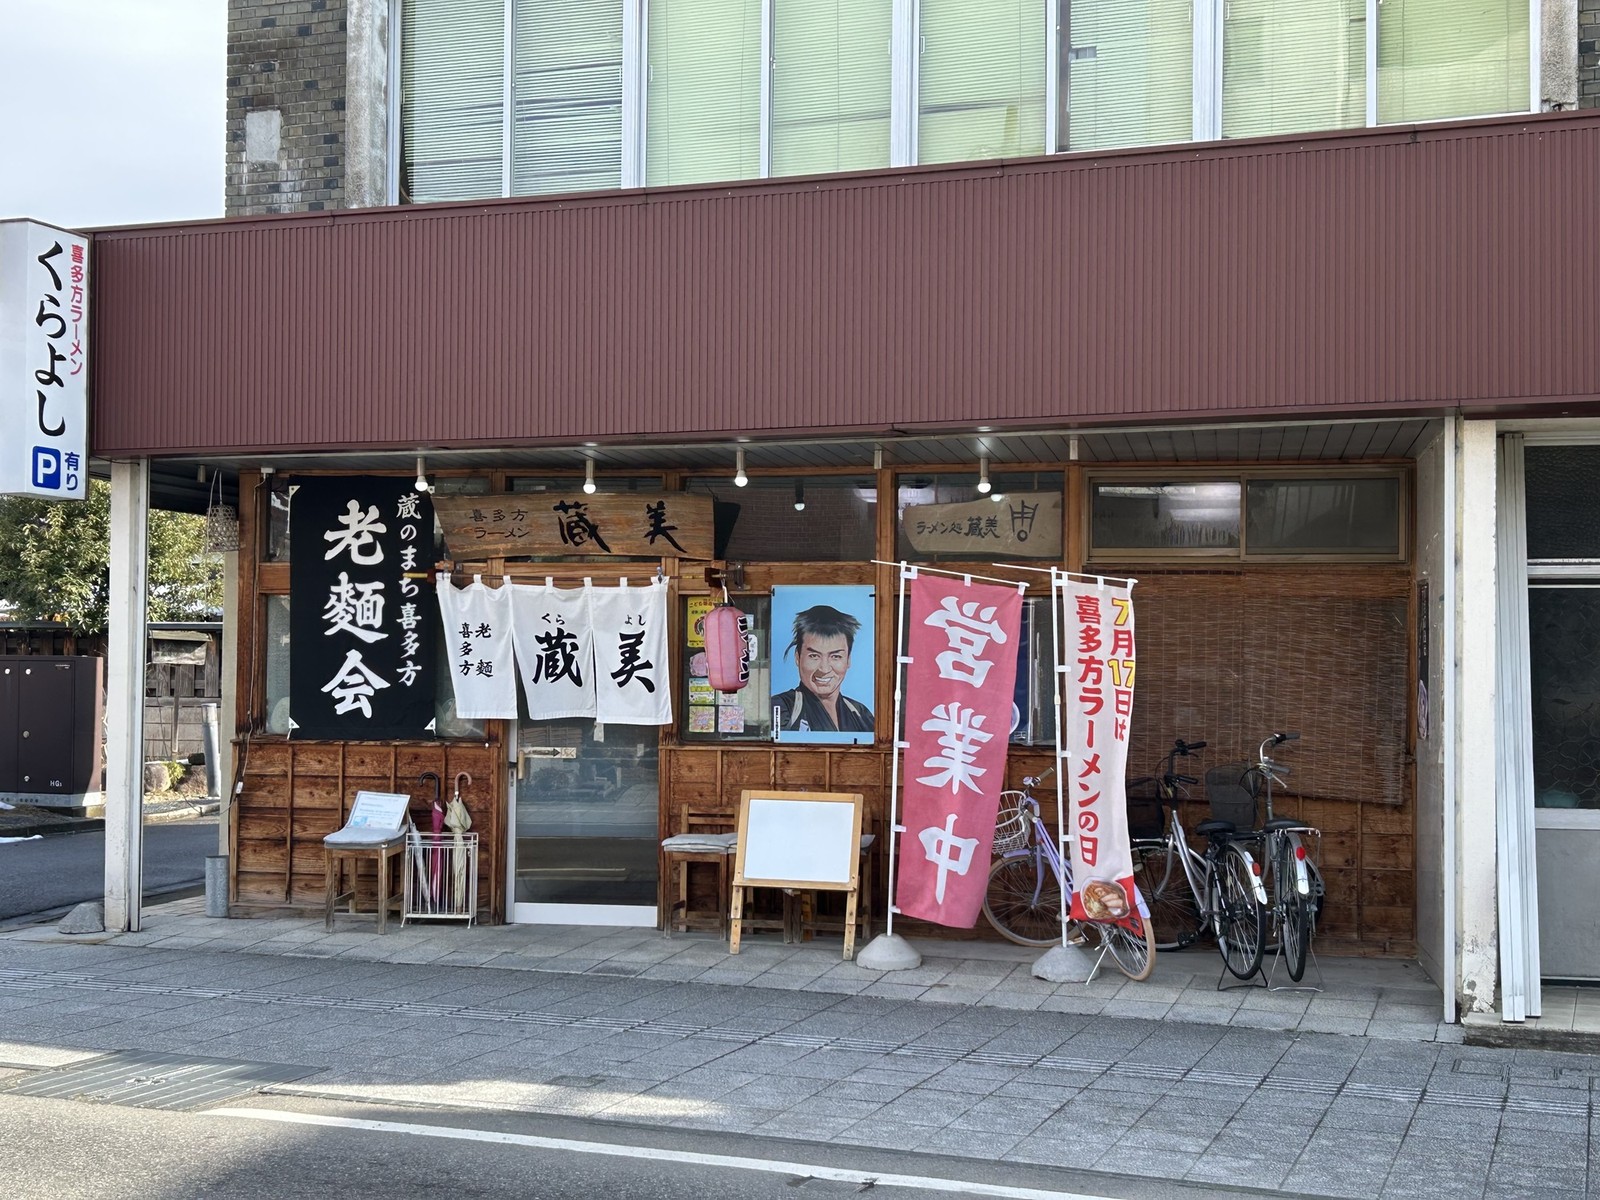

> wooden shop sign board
[731,788,863,959]
[902,491,1062,558]
[435,492,713,560]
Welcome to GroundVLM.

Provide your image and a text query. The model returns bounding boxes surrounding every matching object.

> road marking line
[208,1107,1116,1199]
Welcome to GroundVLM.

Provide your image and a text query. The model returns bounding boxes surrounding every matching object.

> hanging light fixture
[977,455,992,494]
[734,448,748,487]
[583,458,597,494]
[414,456,431,493]
[793,480,806,512]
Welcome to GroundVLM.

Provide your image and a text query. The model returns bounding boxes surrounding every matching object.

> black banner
[289,477,436,740]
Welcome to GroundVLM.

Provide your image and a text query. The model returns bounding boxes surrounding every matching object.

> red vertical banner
[895,574,1024,927]
[1060,578,1139,925]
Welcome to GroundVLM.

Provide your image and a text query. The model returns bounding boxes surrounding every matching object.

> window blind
[1063,0,1192,151]
[646,0,762,187]
[1223,0,1366,139]
[1378,0,1529,123]
[401,0,506,202]
[512,0,625,195]
[771,0,892,177]
[918,0,1046,165]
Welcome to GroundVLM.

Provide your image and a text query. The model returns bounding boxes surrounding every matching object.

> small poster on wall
[770,585,876,745]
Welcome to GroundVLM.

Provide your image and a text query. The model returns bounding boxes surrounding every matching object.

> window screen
[401,0,506,202]
[771,0,892,176]
[919,0,1046,164]
[1063,0,1192,151]
[646,0,763,186]
[1222,0,1365,139]
[511,0,624,195]
[1377,0,1529,123]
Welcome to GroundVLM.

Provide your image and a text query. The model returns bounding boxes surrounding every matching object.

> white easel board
[730,789,863,958]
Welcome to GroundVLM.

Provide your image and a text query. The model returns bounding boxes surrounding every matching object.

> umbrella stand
[402,831,478,925]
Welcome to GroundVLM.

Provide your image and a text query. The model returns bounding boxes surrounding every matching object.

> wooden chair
[659,805,736,935]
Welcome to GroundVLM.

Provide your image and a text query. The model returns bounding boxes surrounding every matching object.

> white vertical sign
[0,219,89,500]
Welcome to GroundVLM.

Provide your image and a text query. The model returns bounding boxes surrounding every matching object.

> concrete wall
[1414,424,1448,989]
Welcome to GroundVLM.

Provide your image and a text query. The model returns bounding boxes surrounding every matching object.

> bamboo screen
[1127,569,1411,806]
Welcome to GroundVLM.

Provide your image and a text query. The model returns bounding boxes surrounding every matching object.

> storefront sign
[434,492,713,560]
[896,574,1024,927]
[902,493,1062,558]
[590,579,673,725]
[435,574,518,719]
[289,477,437,740]
[1059,576,1138,925]
[509,582,597,720]
[0,220,88,500]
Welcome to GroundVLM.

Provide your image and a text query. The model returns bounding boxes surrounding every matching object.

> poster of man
[770,585,876,745]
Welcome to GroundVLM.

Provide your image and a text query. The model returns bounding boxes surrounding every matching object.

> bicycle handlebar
[1175,739,1207,753]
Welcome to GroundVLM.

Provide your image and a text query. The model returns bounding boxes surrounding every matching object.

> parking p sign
[1,219,88,500]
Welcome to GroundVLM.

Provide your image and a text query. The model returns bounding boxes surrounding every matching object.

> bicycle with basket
[982,767,1158,981]
[1125,738,1272,984]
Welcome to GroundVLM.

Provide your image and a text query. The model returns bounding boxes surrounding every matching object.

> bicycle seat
[1194,819,1236,838]
[1262,817,1312,832]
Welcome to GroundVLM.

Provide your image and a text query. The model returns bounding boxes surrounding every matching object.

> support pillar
[1455,422,1500,1014]
[105,458,150,933]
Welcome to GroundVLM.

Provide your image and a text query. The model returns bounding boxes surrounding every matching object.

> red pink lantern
[702,602,750,693]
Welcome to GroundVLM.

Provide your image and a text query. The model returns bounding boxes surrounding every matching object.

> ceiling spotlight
[793,480,806,512]
[414,456,431,493]
[734,448,748,488]
[583,458,597,495]
[977,455,992,494]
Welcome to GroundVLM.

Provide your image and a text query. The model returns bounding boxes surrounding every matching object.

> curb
[0,819,105,839]
[1462,1023,1600,1052]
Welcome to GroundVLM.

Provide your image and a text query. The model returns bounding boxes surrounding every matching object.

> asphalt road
[0,819,218,920]
[0,1091,1251,1200]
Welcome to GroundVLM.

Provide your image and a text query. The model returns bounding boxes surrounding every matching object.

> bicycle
[982,769,1157,981]
[1126,739,1270,981]
[1240,732,1325,983]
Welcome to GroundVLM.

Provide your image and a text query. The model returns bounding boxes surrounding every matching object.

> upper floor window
[772,1,892,176]
[401,0,624,202]
[918,0,1046,163]
[1063,0,1193,151]
[396,0,1535,202]
[646,0,763,187]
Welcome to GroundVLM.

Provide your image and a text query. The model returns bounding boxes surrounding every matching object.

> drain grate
[1,1050,317,1111]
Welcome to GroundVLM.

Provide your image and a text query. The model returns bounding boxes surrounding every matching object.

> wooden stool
[324,836,407,933]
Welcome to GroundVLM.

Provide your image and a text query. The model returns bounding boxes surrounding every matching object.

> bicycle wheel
[1278,843,1312,982]
[1130,841,1200,951]
[1093,914,1157,981]
[983,853,1065,947]
[1212,844,1265,980]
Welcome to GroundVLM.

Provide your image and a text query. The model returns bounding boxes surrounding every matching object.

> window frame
[1083,465,1410,565]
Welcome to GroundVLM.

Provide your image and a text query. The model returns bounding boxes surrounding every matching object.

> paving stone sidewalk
[0,934,1593,1199]
[8,896,1458,1043]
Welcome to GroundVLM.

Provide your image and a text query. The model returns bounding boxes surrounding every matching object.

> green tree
[0,480,223,634]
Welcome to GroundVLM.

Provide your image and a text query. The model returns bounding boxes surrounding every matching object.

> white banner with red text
[1058,575,1140,925]
[894,572,1024,927]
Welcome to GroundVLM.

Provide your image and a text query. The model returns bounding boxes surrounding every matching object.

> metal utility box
[0,656,104,809]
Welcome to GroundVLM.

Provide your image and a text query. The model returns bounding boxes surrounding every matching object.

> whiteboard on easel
[734,790,863,889]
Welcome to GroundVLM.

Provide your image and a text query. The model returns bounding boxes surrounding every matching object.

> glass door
[510,718,659,926]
